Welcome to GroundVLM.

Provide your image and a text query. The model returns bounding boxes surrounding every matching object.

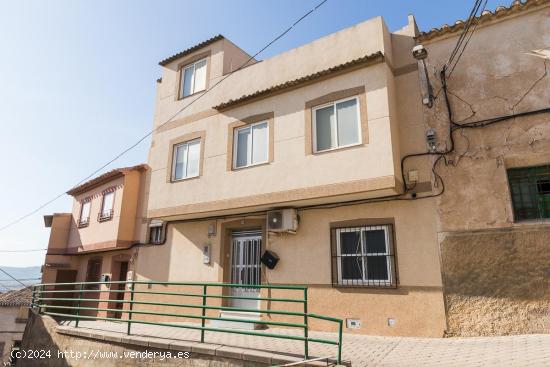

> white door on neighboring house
[230,230,262,310]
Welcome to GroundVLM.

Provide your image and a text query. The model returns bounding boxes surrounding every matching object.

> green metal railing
[31,281,343,364]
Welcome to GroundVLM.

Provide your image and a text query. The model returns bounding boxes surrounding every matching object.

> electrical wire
[446,0,488,79]
[0,249,47,253]
[0,267,29,288]
[0,278,41,282]
[445,0,483,71]
[0,0,329,234]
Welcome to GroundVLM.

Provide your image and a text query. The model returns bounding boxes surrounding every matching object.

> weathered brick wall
[440,226,550,336]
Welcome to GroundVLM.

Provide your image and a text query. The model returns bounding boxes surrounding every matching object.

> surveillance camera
[412,44,428,60]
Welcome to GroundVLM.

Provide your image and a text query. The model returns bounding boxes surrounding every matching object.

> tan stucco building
[42,0,550,338]
[0,288,32,364]
[43,164,149,317]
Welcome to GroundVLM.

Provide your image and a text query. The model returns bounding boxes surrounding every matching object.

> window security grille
[331,224,396,288]
[508,165,550,221]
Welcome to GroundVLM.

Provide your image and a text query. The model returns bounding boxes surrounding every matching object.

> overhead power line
[0,249,47,253]
[0,267,29,288]
[447,0,488,79]
[0,0,329,235]
[0,278,41,282]
[445,0,488,79]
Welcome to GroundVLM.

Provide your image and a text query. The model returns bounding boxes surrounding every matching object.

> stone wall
[18,311,268,366]
[440,226,550,336]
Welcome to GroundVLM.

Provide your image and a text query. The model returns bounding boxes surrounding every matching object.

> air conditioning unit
[267,209,298,232]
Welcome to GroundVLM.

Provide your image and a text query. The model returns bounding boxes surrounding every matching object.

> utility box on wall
[267,209,298,232]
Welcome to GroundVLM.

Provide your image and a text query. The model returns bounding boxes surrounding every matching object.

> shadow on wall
[67,217,83,252]
[135,221,223,282]
[19,309,69,367]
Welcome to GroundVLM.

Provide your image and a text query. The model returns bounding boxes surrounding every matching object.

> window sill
[313,142,363,156]
[232,161,271,171]
[77,220,89,229]
[177,88,206,101]
[98,215,114,223]
[170,175,201,183]
[332,283,397,289]
[512,218,550,227]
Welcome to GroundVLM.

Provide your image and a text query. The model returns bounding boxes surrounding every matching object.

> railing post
[31,286,36,308]
[38,285,44,315]
[337,319,343,365]
[127,281,134,335]
[75,283,84,328]
[200,285,207,343]
[304,287,308,361]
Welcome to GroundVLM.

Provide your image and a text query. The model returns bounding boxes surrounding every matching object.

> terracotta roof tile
[159,35,224,66]
[66,164,149,196]
[213,51,385,111]
[416,0,550,42]
[0,287,33,307]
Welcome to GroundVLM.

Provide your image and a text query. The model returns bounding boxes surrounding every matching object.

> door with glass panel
[230,230,262,309]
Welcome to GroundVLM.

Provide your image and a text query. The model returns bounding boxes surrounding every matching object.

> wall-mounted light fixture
[413,44,434,108]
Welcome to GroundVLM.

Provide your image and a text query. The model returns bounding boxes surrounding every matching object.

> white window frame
[100,191,115,217]
[335,225,393,286]
[232,121,269,169]
[180,58,207,98]
[312,96,362,153]
[150,226,163,244]
[79,201,91,224]
[171,138,201,181]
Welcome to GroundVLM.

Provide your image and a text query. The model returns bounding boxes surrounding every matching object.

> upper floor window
[78,200,91,228]
[508,165,550,221]
[98,190,115,222]
[149,220,165,244]
[150,226,163,244]
[233,121,268,169]
[313,96,361,153]
[172,138,201,181]
[180,58,207,98]
[331,224,395,287]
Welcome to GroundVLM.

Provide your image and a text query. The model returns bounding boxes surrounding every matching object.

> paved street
[58,320,550,366]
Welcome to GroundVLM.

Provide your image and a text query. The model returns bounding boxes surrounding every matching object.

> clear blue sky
[0,0,501,267]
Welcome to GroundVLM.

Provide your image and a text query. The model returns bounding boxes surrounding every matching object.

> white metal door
[230,230,261,310]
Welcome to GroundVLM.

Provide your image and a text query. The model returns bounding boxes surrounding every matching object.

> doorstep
[209,310,262,330]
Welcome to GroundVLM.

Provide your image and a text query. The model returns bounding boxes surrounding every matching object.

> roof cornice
[416,0,550,42]
[213,51,385,111]
[159,35,224,66]
[66,164,149,196]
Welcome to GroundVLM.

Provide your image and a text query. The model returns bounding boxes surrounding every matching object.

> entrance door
[52,270,78,313]
[111,261,129,318]
[230,230,262,310]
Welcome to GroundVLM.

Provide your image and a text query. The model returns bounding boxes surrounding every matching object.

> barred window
[508,165,550,221]
[331,225,396,287]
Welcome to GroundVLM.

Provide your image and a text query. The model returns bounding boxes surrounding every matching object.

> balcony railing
[31,281,343,364]
[97,209,114,222]
[76,218,89,228]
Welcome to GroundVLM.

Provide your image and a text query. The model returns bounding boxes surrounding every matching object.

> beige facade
[39,0,550,339]
[134,13,451,337]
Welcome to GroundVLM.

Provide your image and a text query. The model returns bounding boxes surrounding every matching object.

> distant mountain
[0,266,41,291]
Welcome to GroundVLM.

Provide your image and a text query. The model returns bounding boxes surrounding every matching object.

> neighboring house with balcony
[0,287,32,364]
[42,164,149,317]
